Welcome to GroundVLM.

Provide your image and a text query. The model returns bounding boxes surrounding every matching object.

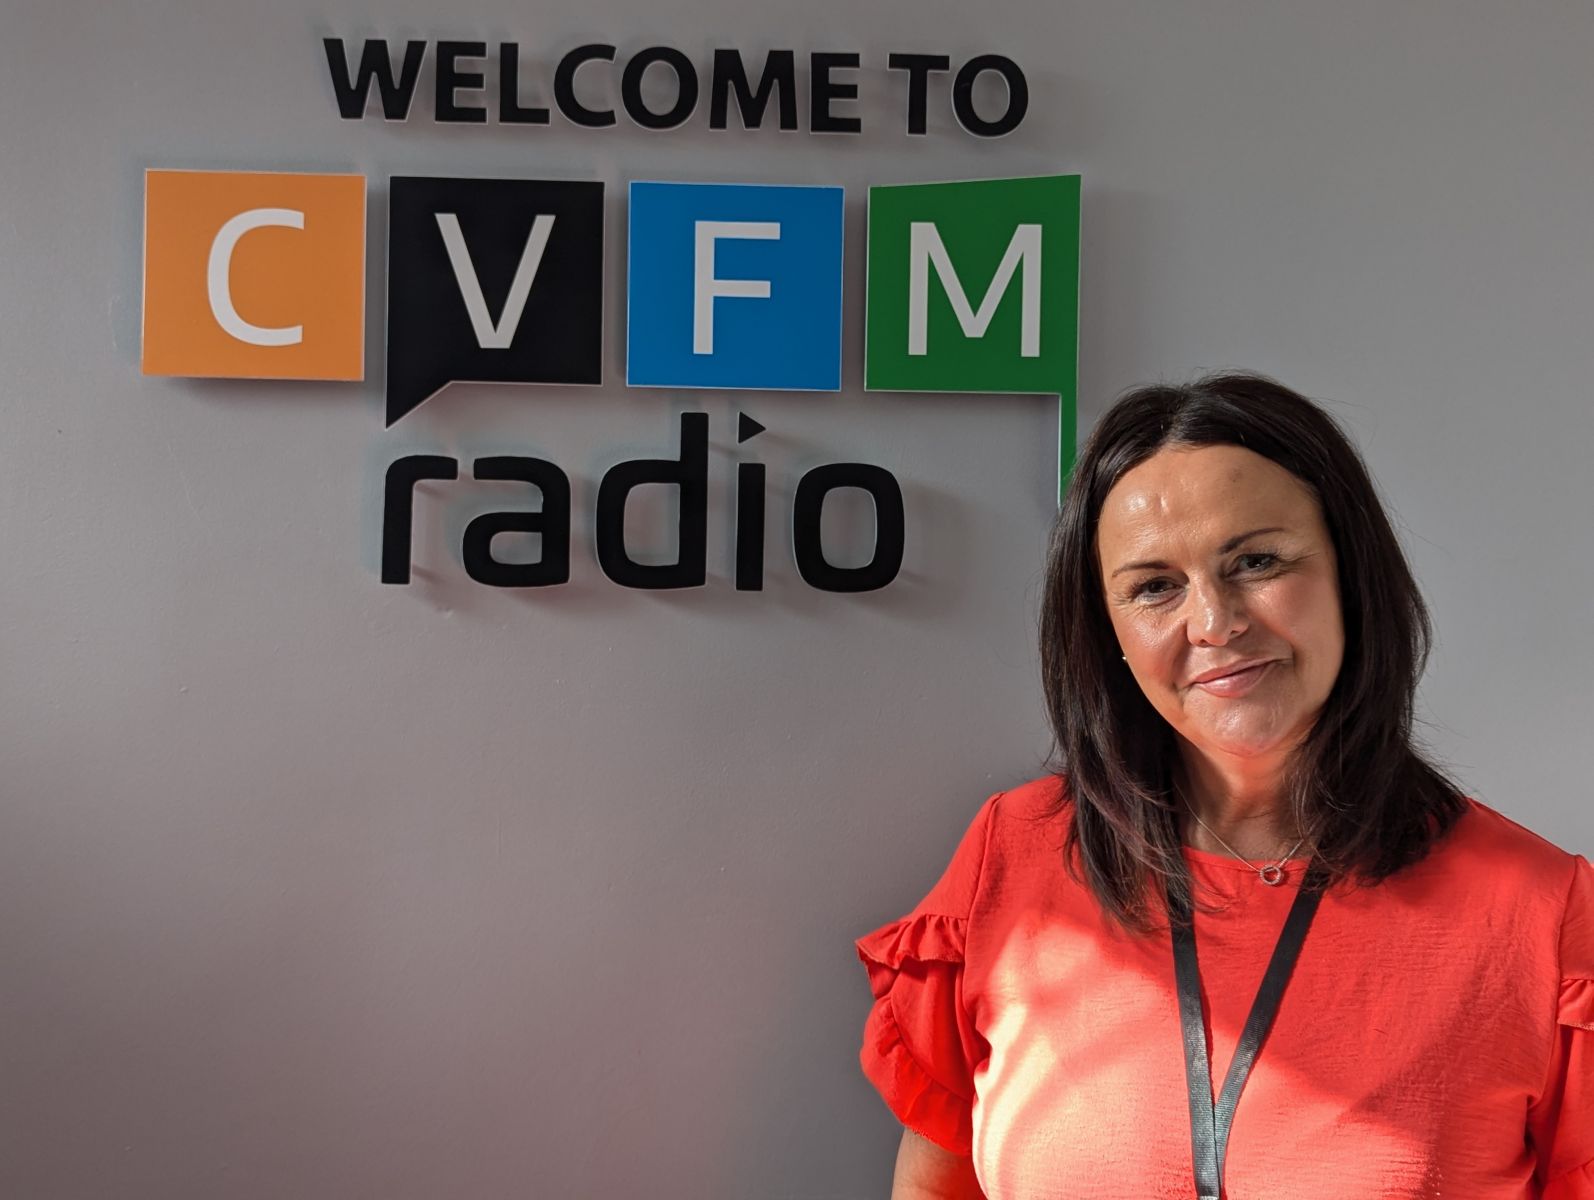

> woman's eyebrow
[1110,526,1288,576]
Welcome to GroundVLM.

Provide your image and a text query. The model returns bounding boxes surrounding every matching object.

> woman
[855,373,1592,1199]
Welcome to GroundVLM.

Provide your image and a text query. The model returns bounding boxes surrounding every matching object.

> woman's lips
[1192,661,1274,697]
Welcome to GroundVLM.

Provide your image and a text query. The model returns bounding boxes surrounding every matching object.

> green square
[865,175,1080,497]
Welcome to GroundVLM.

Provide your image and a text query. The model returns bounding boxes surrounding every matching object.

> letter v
[435,213,556,349]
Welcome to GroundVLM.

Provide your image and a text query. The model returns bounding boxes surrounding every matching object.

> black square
[385,176,604,425]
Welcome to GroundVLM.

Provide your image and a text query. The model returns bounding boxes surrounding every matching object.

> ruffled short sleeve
[1531,854,1594,1198]
[853,793,999,1156]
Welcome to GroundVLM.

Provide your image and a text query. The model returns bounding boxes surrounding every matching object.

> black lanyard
[1169,861,1326,1200]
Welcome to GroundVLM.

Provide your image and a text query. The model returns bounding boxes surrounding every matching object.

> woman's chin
[1182,722,1298,762]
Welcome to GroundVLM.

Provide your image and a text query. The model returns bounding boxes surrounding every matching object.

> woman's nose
[1186,575,1245,645]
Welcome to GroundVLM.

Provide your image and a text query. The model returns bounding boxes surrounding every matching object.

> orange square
[142,170,366,380]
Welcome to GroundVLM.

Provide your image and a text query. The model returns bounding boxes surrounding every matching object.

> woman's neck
[1174,754,1304,860]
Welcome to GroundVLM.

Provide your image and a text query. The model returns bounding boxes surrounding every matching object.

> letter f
[693,220,779,355]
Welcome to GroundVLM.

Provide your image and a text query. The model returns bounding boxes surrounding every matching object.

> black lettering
[708,49,797,131]
[323,37,426,121]
[809,52,862,134]
[435,41,488,123]
[620,46,699,130]
[792,464,904,592]
[595,413,708,589]
[951,54,1027,137]
[498,43,550,125]
[382,455,459,584]
[735,463,766,591]
[462,457,572,587]
[554,43,617,128]
[887,52,950,135]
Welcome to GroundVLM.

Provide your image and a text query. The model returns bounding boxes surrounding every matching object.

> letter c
[206,208,305,347]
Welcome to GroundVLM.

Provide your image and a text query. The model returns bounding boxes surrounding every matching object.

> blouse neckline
[1179,843,1314,872]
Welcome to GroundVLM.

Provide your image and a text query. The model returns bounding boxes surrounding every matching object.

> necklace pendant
[1258,863,1285,886]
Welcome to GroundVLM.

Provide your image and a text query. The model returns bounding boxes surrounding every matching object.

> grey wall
[2,2,1590,1197]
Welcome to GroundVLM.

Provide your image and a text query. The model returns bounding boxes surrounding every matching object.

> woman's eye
[1131,579,1173,600]
[1237,552,1279,571]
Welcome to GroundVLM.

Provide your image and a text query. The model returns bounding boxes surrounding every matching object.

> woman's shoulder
[1447,800,1594,1011]
[1385,798,1588,953]
[981,773,1075,843]
[971,773,1079,880]
[1440,797,1585,891]
[987,772,1071,818]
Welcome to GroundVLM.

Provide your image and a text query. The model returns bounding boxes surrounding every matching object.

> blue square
[626,182,844,391]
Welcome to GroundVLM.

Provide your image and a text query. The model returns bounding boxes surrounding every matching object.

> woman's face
[1095,443,1345,768]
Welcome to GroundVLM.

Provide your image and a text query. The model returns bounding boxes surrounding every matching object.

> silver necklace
[1184,802,1310,886]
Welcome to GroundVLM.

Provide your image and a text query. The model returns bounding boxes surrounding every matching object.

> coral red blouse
[856,776,1593,1199]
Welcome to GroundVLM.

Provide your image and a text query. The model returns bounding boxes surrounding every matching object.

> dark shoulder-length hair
[1038,371,1468,933]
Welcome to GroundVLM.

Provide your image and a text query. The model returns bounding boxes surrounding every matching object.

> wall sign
[140,37,1080,594]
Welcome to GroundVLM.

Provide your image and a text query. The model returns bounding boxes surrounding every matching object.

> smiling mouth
[1191,661,1275,695]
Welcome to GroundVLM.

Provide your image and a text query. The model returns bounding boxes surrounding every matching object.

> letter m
[907,222,1042,358]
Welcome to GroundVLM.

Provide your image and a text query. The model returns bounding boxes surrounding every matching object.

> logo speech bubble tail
[385,371,457,427]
